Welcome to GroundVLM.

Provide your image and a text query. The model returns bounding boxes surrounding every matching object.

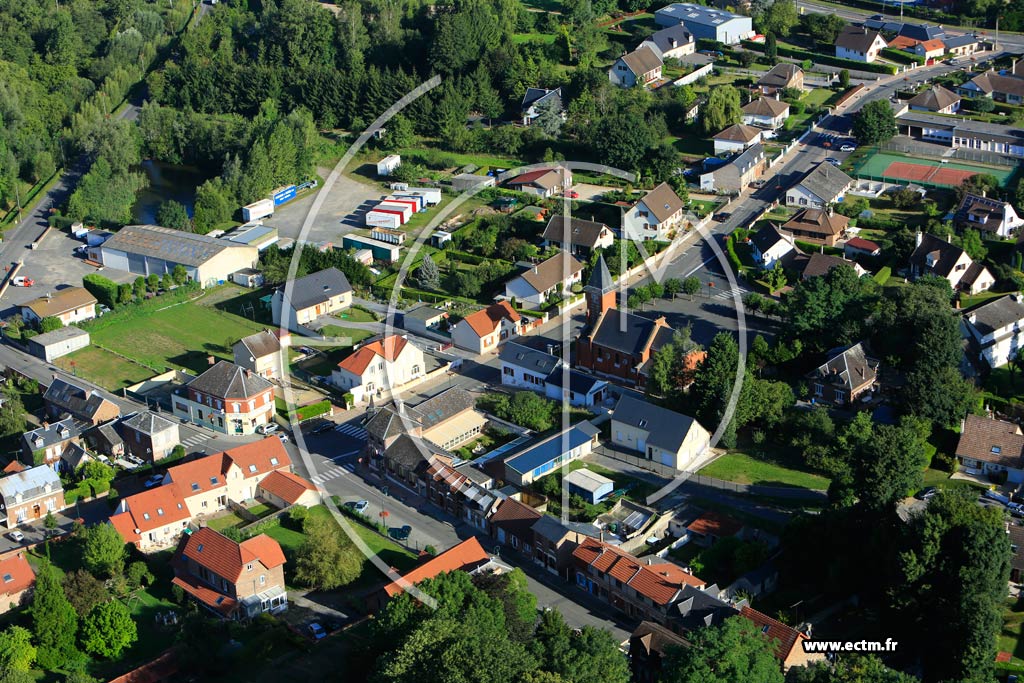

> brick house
[172,361,275,435]
[43,377,120,425]
[806,342,878,406]
[172,527,288,620]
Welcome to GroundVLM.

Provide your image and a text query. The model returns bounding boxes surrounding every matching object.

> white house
[712,124,763,154]
[609,47,663,88]
[836,26,887,63]
[749,224,797,270]
[639,25,695,60]
[451,302,524,355]
[741,97,790,130]
[963,293,1024,368]
[909,232,994,295]
[610,395,710,472]
[504,252,584,308]
[956,193,1024,238]
[499,342,609,407]
[19,288,97,327]
[622,183,686,242]
[786,163,853,209]
[331,335,426,404]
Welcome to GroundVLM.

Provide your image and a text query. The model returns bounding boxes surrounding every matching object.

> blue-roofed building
[503,422,601,487]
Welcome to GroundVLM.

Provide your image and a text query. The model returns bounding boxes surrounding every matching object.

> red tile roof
[256,470,317,505]
[845,236,880,252]
[462,302,521,338]
[337,335,410,376]
[686,511,743,538]
[180,527,285,584]
[489,498,542,540]
[171,573,237,616]
[169,438,291,498]
[740,605,806,662]
[573,537,705,605]
[0,552,35,597]
[383,537,490,597]
[110,484,192,543]
[887,35,919,49]
[2,460,25,474]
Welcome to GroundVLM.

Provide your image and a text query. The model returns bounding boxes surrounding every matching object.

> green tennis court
[854,150,1016,188]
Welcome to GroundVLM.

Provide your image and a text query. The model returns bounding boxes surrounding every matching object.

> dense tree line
[0,0,190,213]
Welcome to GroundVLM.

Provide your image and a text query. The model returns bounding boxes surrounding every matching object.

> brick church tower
[584,254,616,326]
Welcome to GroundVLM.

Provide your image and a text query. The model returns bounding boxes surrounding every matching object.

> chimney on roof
[684,567,692,574]
[915,231,923,247]
[207,355,215,365]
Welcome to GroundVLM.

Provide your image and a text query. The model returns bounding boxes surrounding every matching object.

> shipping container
[377,155,401,177]
[392,193,427,211]
[389,182,410,191]
[374,201,413,223]
[405,187,442,205]
[242,198,275,222]
[365,210,403,229]
[271,185,297,205]
[384,196,421,214]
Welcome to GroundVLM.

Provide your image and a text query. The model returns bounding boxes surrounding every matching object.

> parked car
[914,486,938,500]
[712,212,731,223]
[390,525,412,541]
[277,433,289,443]
[144,474,164,489]
[345,500,369,514]
[10,276,33,287]
[299,346,316,356]
[840,144,857,152]
[7,530,24,542]
[308,623,327,640]
[312,422,334,435]
[825,157,841,166]
[257,423,279,435]
[565,190,580,199]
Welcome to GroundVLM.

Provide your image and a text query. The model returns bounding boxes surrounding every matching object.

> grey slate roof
[713,123,762,143]
[187,361,272,399]
[499,342,561,376]
[404,305,447,322]
[643,24,694,54]
[836,25,883,53]
[584,254,615,295]
[588,308,670,357]
[522,87,562,113]
[44,378,116,421]
[612,395,701,454]
[943,33,979,49]
[101,225,234,267]
[809,342,878,391]
[0,466,62,502]
[909,233,968,279]
[122,411,177,436]
[544,367,605,395]
[531,514,574,543]
[639,183,685,224]
[22,418,79,451]
[29,326,88,347]
[365,388,477,442]
[965,294,1024,338]
[286,267,352,311]
[800,253,859,279]
[796,163,853,204]
[541,216,612,250]
[750,224,789,256]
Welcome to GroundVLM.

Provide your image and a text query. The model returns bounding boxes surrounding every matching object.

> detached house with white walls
[610,395,710,472]
[741,97,790,130]
[0,466,65,529]
[621,183,687,242]
[955,194,1024,238]
[504,252,585,308]
[451,302,525,355]
[909,232,994,294]
[786,163,853,209]
[749,224,797,270]
[955,413,1024,484]
[963,293,1024,368]
[639,24,695,60]
[836,26,887,63]
[331,335,426,404]
[609,47,663,88]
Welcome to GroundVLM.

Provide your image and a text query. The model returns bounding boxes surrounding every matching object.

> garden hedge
[741,41,898,75]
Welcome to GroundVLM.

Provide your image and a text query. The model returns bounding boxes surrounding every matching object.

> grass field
[854,149,1016,188]
[701,452,831,490]
[1000,599,1024,666]
[55,346,156,390]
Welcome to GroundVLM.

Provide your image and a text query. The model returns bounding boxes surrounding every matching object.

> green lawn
[207,512,245,531]
[1000,599,1024,666]
[334,307,378,323]
[700,452,830,490]
[669,135,713,157]
[961,290,1008,310]
[920,467,985,492]
[54,346,157,390]
[802,88,839,107]
[82,285,269,377]
[512,32,558,44]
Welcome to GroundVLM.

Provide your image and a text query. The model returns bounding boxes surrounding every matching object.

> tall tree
[416,254,441,290]
[157,200,192,232]
[852,100,897,146]
[294,515,363,590]
[80,600,137,659]
[662,616,783,683]
[29,562,80,670]
[701,85,743,135]
[82,523,127,578]
[0,626,36,672]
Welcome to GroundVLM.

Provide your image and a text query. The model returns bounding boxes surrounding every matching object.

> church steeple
[584,254,616,325]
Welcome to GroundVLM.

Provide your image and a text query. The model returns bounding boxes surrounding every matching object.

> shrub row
[295,400,332,422]
[725,235,743,273]
[880,48,925,66]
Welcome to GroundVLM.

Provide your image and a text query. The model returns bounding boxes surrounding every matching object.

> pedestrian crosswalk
[335,423,367,440]
[712,286,748,301]
[310,461,355,485]
[180,432,211,451]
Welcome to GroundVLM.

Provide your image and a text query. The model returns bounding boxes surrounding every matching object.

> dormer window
[993,446,1002,454]
[249,464,257,473]
[156,508,164,516]
[143,513,150,521]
